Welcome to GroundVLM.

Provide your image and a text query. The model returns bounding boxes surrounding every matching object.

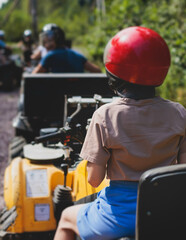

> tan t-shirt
[80,97,186,181]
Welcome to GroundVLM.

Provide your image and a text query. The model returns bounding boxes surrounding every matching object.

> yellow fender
[3,157,109,233]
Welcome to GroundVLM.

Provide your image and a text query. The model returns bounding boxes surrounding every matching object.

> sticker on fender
[35,204,50,221]
[26,169,49,197]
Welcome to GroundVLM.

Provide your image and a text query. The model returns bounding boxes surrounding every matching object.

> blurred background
[0,0,185,105]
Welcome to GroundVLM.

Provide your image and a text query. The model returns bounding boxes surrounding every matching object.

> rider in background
[0,30,8,64]
[18,29,34,67]
[54,26,186,240]
[0,30,12,57]
[31,23,72,62]
[32,25,101,73]
[0,30,6,49]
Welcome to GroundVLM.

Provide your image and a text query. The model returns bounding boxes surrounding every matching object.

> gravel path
[0,88,19,210]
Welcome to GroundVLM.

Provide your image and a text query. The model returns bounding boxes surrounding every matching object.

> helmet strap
[107,70,127,93]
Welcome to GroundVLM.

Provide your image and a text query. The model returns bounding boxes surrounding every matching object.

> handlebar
[34,126,71,144]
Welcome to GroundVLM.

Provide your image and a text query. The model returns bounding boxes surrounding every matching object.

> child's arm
[87,162,106,188]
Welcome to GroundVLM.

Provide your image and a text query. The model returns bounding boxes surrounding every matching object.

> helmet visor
[39,31,55,46]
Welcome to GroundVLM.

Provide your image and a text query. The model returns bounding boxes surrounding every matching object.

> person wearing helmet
[18,29,34,66]
[0,30,12,53]
[23,29,34,64]
[0,30,7,64]
[54,26,186,240]
[32,25,101,73]
[42,23,72,48]
[0,30,6,49]
[31,24,57,61]
[0,30,12,62]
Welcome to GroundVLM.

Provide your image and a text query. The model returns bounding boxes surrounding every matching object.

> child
[54,26,186,240]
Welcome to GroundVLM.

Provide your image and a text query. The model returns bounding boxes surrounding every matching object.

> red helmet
[104,26,171,86]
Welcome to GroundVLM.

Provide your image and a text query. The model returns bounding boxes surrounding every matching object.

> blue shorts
[77,181,138,240]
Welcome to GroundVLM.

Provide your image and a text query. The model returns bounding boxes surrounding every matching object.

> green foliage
[0,0,31,41]
[4,10,31,41]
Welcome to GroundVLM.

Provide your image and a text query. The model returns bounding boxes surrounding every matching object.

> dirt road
[0,88,19,210]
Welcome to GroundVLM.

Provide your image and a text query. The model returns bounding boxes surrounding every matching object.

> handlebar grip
[34,126,71,144]
[34,131,63,143]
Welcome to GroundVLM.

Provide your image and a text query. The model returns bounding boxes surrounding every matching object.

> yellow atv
[1,134,109,239]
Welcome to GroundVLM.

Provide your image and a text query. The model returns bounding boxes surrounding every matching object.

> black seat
[136,164,186,240]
